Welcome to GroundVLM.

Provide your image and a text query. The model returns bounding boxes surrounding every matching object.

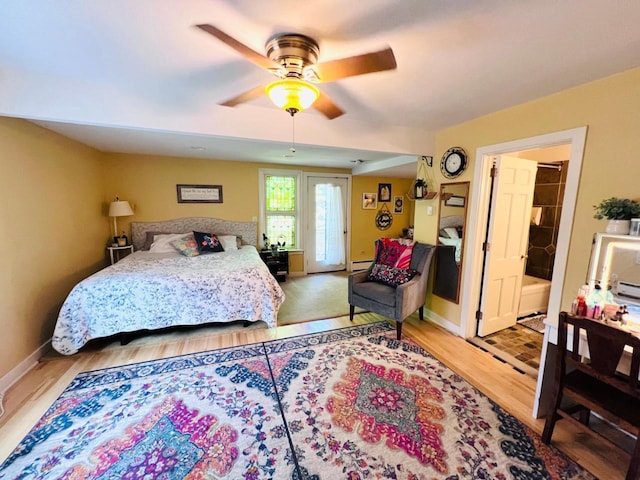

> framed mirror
[587,233,640,317]
[433,181,470,303]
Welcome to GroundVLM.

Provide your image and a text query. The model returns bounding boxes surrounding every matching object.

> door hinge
[482,242,490,252]
[490,166,498,178]
[476,310,483,321]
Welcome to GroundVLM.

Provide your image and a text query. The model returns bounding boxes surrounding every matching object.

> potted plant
[593,197,640,234]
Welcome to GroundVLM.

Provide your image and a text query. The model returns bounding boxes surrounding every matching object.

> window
[259,169,301,249]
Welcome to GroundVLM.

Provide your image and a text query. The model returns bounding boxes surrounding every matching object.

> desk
[536,233,640,417]
[107,245,134,265]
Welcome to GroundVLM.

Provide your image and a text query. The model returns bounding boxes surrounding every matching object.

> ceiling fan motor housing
[266,34,320,79]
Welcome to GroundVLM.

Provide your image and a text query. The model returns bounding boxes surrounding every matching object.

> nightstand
[259,249,289,282]
[107,245,134,265]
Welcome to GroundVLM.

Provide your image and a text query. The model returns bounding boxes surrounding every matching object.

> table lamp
[108,196,134,240]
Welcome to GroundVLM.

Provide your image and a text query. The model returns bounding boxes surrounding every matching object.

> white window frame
[259,168,303,250]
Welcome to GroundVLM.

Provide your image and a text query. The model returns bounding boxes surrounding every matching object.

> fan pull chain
[290,115,296,154]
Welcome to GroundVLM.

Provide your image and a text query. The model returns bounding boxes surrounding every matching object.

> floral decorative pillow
[193,231,224,253]
[368,263,418,287]
[171,235,200,257]
[375,238,415,269]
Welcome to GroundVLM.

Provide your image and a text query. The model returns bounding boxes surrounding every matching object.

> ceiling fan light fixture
[266,78,319,116]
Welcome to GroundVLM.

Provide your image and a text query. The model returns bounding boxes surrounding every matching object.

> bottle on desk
[575,295,587,316]
[570,284,590,317]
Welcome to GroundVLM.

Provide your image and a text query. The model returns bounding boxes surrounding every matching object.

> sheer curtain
[324,184,345,265]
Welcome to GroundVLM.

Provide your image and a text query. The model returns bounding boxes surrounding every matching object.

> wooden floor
[0,312,629,478]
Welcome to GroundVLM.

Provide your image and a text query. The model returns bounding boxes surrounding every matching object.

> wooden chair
[542,311,640,480]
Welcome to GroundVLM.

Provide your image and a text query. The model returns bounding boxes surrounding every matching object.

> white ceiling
[1,0,639,178]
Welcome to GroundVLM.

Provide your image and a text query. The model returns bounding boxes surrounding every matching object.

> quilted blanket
[52,247,284,355]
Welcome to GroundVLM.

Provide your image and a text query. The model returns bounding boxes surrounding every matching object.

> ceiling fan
[195,24,397,119]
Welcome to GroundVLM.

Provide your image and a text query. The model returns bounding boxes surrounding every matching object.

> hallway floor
[482,323,544,372]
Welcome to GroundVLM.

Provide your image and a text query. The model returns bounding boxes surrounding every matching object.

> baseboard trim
[0,339,51,406]
[424,308,463,337]
[351,260,372,271]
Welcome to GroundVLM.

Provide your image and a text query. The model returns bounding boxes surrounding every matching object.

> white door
[306,177,348,273]
[477,155,538,336]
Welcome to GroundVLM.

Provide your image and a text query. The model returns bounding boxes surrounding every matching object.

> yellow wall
[101,153,411,272]
[101,153,276,233]
[0,117,105,379]
[1,139,411,377]
[101,154,353,273]
[415,66,640,326]
[350,176,414,262]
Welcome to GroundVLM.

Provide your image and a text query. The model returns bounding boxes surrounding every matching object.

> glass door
[306,176,348,273]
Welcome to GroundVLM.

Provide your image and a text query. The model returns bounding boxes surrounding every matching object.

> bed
[52,218,285,355]
[437,215,464,264]
[433,215,464,301]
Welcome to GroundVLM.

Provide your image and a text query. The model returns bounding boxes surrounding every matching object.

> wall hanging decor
[393,196,404,214]
[440,147,468,179]
[177,184,223,203]
[407,156,437,200]
[375,203,393,230]
[378,183,392,202]
[362,192,377,209]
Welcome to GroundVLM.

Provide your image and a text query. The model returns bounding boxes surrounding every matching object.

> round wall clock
[440,147,468,179]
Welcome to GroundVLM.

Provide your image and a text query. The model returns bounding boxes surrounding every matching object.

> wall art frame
[393,195,404,214]
[378,183,392,202]
[177,184,223,203]
[362,192,378,209]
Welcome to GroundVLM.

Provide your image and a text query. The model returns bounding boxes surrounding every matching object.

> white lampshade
[109,200,134,217]
[108,198,134,239]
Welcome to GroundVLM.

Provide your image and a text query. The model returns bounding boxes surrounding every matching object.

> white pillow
[218,235,238,251]
[439,237,462,263]
[444,227,460,239]
[149,233,189,253]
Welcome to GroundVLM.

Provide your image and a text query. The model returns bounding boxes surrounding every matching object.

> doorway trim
[460,127,588,339]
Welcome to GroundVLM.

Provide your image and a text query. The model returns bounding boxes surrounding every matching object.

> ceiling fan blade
[195,24,281,72]
[219,84,266,107]
[313,91,344,119]
[312,47,397,83]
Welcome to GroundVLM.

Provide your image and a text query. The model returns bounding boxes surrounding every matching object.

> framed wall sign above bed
[177,184,223,203]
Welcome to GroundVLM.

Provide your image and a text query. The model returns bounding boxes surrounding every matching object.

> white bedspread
[52,246,285,355]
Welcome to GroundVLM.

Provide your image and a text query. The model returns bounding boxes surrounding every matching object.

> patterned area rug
[517,314,547,333]
[0,322,594,479]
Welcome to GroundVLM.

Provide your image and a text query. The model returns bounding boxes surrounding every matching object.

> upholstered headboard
[131,217,258,251]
